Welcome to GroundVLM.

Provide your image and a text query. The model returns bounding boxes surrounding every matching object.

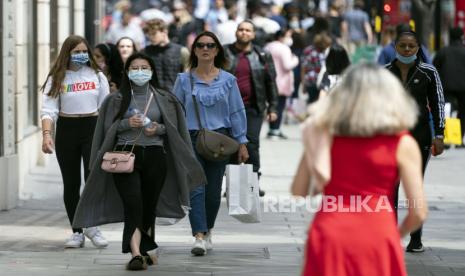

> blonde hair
[143,19,167,34]
[309,63,417,136]
[313,32,332,50]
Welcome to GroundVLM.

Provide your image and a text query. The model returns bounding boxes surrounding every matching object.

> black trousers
[245,107,264,177]
[269,96,287,131]
[55,116,97,233]
[113,145,167,254]
[394,124,432,242]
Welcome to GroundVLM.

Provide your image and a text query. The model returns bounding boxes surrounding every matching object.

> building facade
[0,0,104,210]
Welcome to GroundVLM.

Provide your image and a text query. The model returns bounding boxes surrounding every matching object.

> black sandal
[126,255,147,270]
[142,252,156,266]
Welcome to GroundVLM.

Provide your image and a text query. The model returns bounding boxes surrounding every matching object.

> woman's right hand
[237,144,249,163]
[128,114,144,128]
[42,134,54,154]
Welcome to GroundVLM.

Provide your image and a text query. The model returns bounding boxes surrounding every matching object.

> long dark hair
[394,31,426,63]
[41,35,100,98]
[95,43,124,88]
[325,44,350,75]
[188,31,228,69]
[114,52,160,122]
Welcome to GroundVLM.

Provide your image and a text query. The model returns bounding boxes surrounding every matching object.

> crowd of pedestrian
[38,0,464,273]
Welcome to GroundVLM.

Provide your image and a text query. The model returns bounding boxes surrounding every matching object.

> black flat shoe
[126,255,147,270]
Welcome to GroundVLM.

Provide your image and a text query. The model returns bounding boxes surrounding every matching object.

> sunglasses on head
[195,42,217,49]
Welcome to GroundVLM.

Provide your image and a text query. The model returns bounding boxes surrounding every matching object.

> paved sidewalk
[1,123,465,275]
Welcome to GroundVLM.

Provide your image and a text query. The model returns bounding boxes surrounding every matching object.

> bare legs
[130,228,142,257]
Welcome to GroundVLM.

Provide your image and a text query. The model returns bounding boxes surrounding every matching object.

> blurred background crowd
[100,0,462,56]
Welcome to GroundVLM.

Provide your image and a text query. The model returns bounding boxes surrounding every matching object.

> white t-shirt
[41,66,110,122]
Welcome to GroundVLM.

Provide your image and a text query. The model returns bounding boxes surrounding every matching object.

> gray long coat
[73,87,206,228]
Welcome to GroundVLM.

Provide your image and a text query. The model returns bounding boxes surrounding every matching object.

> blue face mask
[70,53,89,66]
[128,69,153,86]
[395,51,417,64]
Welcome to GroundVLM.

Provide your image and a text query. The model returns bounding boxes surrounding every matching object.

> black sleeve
[432,50,443,71]
[427,68,445,136]
[263,52,279,114]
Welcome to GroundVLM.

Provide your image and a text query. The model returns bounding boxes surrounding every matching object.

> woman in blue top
[173,31,249,256]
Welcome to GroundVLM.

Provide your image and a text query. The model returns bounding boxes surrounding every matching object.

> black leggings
[394,125,431,241]
[55,116,97,233]
[113,145,167,254]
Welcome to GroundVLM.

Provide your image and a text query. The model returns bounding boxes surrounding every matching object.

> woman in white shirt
[40,35,110,249]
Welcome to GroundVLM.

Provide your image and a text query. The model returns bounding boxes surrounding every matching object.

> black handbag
[190,73,239,161]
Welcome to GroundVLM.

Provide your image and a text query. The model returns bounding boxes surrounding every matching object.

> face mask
[395,51,417,64]
[289,20,299,30]
[71,53,89,66]
[128,69,153,86]
[284,37,293,47]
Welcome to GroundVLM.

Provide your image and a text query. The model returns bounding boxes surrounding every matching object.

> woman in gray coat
[73,52,206,271]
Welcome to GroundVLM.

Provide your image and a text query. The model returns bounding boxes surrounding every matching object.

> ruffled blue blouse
[173,70,248,144]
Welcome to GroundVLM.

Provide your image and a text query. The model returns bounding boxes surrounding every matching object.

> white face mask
[289,20,299,30]
[284,37,293,47]
[128,69,153,86]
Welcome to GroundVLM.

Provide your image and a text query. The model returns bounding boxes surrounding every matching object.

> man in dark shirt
[224,20,279,196]
[433,27,465,146]
[143,19,189,92]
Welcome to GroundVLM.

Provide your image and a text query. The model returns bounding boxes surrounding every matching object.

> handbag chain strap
[123,91,153,154]
[190,73,204,130]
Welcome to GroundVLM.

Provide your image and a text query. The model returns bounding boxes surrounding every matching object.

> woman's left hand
[144,122,158,136]
[431,138,444,156]
[237,144,249,163]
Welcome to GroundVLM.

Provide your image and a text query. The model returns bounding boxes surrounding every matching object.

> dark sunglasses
[195,42,217,49]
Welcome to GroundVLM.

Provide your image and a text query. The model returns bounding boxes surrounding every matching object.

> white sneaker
[64,232,85,248]
[191,238,207,256]
[205,232,213,250]
[84,227,108,248]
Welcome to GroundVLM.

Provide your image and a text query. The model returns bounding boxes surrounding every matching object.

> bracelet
[435,135,444,139]
[42,130,52,135]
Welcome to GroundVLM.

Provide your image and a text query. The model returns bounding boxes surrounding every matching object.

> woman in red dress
[292,63,428,276]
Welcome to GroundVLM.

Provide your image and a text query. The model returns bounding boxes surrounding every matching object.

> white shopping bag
[155,217,181,225]
[225,164,261,223]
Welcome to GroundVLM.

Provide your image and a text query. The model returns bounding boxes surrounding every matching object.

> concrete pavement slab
[1,124,465,275]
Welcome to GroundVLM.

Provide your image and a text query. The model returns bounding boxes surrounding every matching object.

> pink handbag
[101,93,153,174]
[101,151,135,173]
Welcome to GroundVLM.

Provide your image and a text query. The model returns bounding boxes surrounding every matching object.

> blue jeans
[188,129,229,235]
